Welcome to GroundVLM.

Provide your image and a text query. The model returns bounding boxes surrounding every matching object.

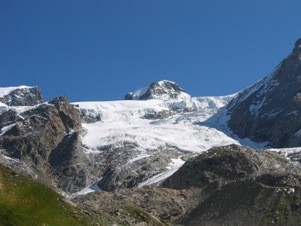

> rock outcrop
[0,96,91,192]
[227,39,301,148]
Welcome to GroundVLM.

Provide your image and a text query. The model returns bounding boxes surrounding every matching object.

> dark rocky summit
[227,38,301,148]
[0,86,44,106]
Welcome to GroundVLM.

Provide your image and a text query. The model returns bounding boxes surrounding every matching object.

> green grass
[0,165,97,226]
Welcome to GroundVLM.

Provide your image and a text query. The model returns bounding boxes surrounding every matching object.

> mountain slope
[227,38,301,148]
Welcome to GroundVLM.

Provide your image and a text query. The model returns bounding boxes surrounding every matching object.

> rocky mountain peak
[293,38,301,60]
[294,38,301,49]
[0,86,44,106]
[227,38,301,147]
[125,80,190,101]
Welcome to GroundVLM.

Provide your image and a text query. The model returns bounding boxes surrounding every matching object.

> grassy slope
[0,164,99,226]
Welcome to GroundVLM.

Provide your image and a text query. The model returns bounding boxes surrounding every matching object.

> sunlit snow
[73,93,268,189]
[75,183,101,196]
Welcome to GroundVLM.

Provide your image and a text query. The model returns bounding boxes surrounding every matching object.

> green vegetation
[0,164,97,226]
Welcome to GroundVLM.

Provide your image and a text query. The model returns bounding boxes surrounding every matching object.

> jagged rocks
[0,95,90,192]
[97,145,180,191]
[0,86,44,106]
[227,38,301,148]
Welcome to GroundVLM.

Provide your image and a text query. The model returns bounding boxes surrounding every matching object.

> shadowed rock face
[227,38,301,148]
[0,96,89,192]
[0,86,44,106]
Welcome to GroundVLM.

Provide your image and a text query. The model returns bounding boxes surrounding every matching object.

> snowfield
[73,94,267,189]
[74,96,239,154]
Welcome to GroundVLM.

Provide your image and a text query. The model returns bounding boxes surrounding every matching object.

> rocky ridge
[227,39,301,148]
[0,95,94,192]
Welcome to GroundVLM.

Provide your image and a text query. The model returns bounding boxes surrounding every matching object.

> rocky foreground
[73,144,301,226]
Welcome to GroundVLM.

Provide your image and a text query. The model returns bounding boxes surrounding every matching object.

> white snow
[75,183,101,196]
[126,153,150,165]
[74,96,264,155]
[131,86,148,100]
[74,96,243,154]
[0,102,8,114]
[0,123,17,136]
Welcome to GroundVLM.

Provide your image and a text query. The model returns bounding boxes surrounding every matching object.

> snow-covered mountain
[73,80,268,191]
[2,39,301,225]
[0,82,261,194]
[0,85,43,106]
[0,74,298,195]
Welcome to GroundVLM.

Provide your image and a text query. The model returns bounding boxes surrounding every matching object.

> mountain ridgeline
[227,38,301,148]
[1,39,301,225]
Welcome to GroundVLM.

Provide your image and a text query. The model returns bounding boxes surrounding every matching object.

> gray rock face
[0,86,44,106]
[97,146,180,191]
[0,95,92,192]
[227,38,301,147]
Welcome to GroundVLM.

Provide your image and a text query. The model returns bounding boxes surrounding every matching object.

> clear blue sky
[1,0,301,101]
